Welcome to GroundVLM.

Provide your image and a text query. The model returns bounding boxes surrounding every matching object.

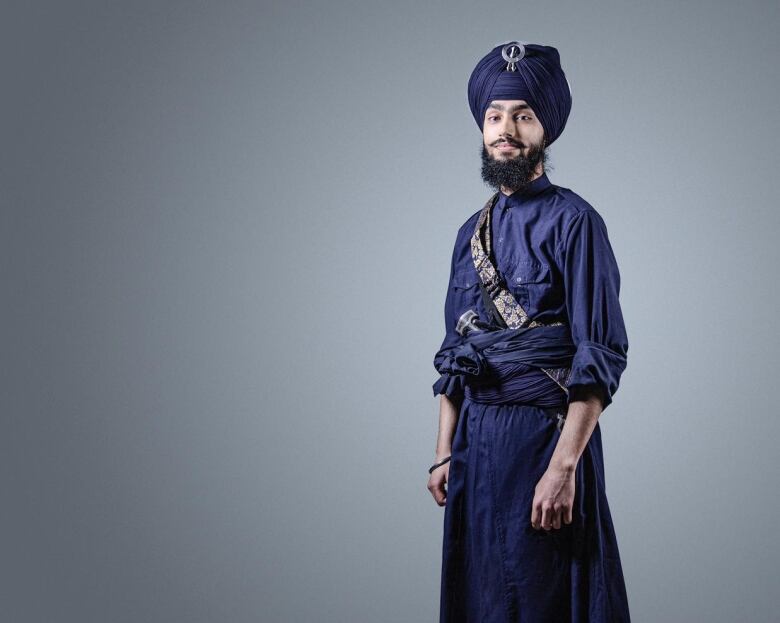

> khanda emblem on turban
[501,42,525,71]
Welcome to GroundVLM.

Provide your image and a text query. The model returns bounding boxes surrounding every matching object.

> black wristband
[428,456,451,474]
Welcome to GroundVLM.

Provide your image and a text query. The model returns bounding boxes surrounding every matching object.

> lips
[496,142,521,151]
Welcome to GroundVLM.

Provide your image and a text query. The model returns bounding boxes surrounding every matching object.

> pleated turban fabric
[468,41,573,146]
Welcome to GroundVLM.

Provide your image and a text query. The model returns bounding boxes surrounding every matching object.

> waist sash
[432,324,576,405]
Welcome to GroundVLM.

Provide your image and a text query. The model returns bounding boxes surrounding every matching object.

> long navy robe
[433,172,631,622]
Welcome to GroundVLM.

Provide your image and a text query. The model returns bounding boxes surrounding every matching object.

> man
[427,41,631,622]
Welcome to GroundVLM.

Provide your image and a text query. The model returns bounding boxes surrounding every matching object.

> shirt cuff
[432,373,465,401]
[566,340,627,409]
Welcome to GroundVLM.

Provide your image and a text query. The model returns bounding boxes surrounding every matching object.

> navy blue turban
[468,41,572,146]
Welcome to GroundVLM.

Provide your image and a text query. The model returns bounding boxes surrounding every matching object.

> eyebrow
[487,102,532,112]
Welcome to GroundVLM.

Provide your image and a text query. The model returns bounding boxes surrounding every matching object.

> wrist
[435,450,452,461]
[549,455,577,473]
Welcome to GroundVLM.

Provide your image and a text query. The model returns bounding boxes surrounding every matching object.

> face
[480,99,547,192]
[482,99,545,159]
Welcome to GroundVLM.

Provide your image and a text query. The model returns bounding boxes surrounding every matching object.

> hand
[427,458,450,507]
[530,464,575,530]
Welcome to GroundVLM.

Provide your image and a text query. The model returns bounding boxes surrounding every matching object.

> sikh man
[427,41,631,622]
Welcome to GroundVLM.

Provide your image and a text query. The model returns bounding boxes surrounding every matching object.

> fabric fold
[567,339,628,409]
[432,324,577,406]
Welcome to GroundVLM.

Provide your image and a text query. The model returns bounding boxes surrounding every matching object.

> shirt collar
[495,172,552,209]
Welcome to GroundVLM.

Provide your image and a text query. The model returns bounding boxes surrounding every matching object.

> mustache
[493,138,524,148]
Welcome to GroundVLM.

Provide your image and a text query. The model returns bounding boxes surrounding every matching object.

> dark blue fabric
[433,173,631,621]
[440,399,631,622]
[432,324,576,408]
[432,172,628,409]
[467,42,572,145]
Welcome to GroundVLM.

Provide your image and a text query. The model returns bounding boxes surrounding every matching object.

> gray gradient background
[3,1,778,622]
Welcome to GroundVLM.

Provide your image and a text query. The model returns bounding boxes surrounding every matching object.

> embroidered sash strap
[470,192,572,394]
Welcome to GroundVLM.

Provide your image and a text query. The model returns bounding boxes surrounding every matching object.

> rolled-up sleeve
[432,234,468,400]
[558,209,628,409]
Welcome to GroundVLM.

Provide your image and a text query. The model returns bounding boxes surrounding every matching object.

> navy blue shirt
[435,172,628,408]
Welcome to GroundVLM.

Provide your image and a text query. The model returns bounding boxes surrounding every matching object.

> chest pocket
[508,261,552,315]
[451,269,478,290]
[449,268,481,327]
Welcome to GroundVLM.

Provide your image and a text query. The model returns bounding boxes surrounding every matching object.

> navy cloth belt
[432,324,576,407]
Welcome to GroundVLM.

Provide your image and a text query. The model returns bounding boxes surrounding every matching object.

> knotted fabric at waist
[432,324,576,407]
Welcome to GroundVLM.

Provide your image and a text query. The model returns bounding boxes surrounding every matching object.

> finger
[541,504,553,530]
[427,478,442,505]
[564,505,573,525]
[439,474,450,505]
[434,483,447,506]
[552,506,561,530]
[530,500,542,529]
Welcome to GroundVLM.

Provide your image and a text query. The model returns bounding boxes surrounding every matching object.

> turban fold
[468,41,572,146]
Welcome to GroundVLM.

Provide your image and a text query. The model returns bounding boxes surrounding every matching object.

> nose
[498,129,516,145]
[499,115,516,137]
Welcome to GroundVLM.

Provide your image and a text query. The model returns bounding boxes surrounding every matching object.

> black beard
[480,140,548,192]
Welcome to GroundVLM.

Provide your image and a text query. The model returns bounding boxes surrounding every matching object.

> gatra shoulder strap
[470,192,572,394]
